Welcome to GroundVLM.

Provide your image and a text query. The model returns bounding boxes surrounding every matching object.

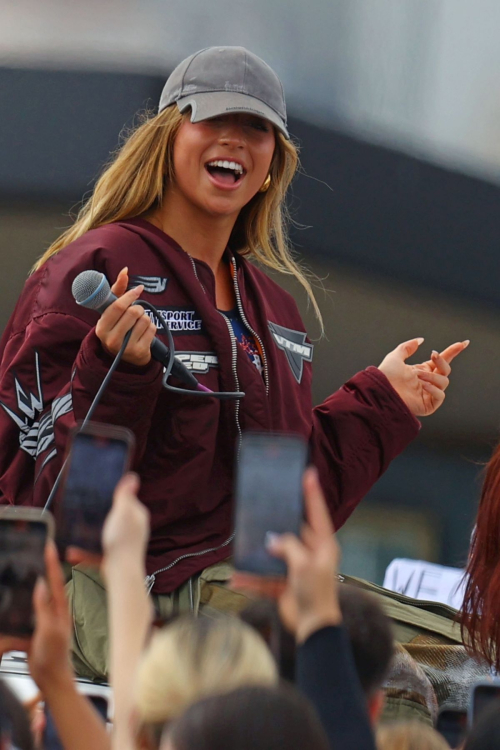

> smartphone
[58,422,135,554]
[436,708,467,748]
[0,507,54,636]
[468,680,500,728]
[233,433,307,576]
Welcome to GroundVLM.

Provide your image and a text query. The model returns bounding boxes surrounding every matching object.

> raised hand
[230,468,342,626]
[267,467,342,643]
[28,540,73,691]
[378,338,469,417]
[101,473,150,572]
[95,266,157,367]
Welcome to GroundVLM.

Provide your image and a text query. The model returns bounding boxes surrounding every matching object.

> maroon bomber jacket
[0,218,420,593]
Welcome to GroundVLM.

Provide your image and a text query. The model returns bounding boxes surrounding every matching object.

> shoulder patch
[129,275,168,294]
[268,322,313,384]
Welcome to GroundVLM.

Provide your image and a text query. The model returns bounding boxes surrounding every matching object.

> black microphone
[71,270,200,389]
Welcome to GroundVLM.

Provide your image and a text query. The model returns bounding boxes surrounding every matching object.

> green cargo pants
[67,563,490,728]
[66,559,250,682]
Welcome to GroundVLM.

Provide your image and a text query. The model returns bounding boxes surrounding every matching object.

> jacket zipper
[146,255,240,592]
[188,253,243,460]
[145,532,235,594]
[231,262,269,396]
[188,256,207,295]
[219,310,243,463]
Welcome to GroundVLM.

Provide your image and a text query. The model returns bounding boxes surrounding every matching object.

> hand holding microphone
[95,267,155,367]
[72,267,201,389]
[72,267,244,398]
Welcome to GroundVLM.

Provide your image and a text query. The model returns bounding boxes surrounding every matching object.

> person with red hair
[461,447,500,672]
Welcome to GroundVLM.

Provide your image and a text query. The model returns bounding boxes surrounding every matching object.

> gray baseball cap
[159,46,289,139]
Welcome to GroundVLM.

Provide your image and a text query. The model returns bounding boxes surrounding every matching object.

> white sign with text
[383,558,468,611]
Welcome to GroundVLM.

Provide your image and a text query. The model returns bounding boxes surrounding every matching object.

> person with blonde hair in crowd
[134,616,277,747]
[0,45,467,676]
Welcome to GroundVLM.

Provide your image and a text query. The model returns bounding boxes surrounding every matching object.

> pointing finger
[431,340,469,375]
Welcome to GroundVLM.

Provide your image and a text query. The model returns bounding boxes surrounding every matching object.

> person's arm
[72,269,163,461]
[28,541,110,750]
[55,270,164,471]
[267,468,376,750]
[0,269,163,510]
[310,338,468,529]
[101,473,153,750]
[296,625,376,750]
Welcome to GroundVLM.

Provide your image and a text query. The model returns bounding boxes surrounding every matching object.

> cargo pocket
[198,559,250,618]
[66,565,109,682]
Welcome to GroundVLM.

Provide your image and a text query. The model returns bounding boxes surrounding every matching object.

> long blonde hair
[33,105,323,328]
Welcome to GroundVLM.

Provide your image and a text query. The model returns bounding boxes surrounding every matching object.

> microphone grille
[72,270,111,310]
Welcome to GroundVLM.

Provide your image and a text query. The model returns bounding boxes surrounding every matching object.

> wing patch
[268,322,313,384]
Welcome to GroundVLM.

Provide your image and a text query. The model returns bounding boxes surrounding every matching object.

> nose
[217,118,245,148]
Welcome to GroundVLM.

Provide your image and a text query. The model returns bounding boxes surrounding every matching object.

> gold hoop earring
[259,174,271,192]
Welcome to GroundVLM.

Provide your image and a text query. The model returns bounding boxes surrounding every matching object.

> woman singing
[0,47,466,675]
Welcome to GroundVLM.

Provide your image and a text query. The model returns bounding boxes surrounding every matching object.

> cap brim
[175,92,289,139]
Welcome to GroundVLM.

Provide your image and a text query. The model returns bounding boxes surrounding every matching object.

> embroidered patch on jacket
[145,306,204,335]
[174,352,219,374]
[0,350,72,462]
[268,322,313,384]
[129,275,168,294]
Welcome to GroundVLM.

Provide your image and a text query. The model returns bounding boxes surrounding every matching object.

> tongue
[211,168,236,185]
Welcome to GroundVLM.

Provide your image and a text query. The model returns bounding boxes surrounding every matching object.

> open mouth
[205,159,246,185]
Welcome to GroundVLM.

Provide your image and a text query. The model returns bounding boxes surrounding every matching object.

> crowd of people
[0,468,499,749]
[0,44,497,749]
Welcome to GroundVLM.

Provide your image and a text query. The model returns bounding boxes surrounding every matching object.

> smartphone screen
[233,433,307,576]
[0,518,48,636]
[470,683,500,727]
[59,426,133,553]
[436,709,467,748]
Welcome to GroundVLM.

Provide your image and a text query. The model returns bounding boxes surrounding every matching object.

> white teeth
[207,160,244,174]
